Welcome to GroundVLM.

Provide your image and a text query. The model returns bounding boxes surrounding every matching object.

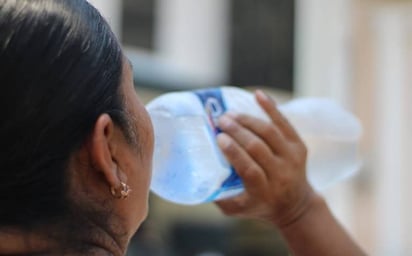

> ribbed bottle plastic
[146,86,362,205]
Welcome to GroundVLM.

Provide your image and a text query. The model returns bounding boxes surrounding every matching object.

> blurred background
[89,0,412,255]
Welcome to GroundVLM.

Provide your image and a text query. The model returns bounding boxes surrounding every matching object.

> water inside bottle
[150,113,231,205]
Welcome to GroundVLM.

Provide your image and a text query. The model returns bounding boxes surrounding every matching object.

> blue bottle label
[194,88,243,201]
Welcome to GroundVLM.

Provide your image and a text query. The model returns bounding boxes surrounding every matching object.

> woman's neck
[0,229,56,255]
[0,226,125,256]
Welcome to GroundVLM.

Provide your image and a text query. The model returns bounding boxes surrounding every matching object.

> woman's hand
[215,90,367,255]
[215,90,318,227]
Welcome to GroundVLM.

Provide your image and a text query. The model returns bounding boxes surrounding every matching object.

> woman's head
[0,0,153,252]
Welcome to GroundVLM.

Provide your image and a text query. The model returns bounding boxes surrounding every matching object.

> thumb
[215,193,249,216]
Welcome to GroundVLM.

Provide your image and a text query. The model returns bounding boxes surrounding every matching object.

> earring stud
[111,182,132,199]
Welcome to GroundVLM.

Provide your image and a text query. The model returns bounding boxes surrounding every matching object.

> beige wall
[353,0,412,254]
[295,0,412,254]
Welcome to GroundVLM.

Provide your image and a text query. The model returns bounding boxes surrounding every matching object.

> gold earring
[111,182,132,199]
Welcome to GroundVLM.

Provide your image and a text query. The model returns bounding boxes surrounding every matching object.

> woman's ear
[89,113,122,189]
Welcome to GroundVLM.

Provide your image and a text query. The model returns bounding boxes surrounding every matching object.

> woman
[0,0,152,254]
[0,0,365,255]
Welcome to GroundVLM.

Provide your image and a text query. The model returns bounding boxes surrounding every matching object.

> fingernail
[256,90,275,105]
[256,90,267,99]
[218,115,232,128]
[225,111,238,119]
[217,133,231,148]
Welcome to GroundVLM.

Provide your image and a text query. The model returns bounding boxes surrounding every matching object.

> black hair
[0,0,131,231]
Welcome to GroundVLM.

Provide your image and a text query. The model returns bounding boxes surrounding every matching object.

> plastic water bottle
[146,86,362,205]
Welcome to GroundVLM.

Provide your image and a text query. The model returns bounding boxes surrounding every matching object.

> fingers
[216,133,268,196]
[225,112,289,156]
[217,90,308,184]
[255,90,301,142]
[218,115,279,170]
[214,90,312,224]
